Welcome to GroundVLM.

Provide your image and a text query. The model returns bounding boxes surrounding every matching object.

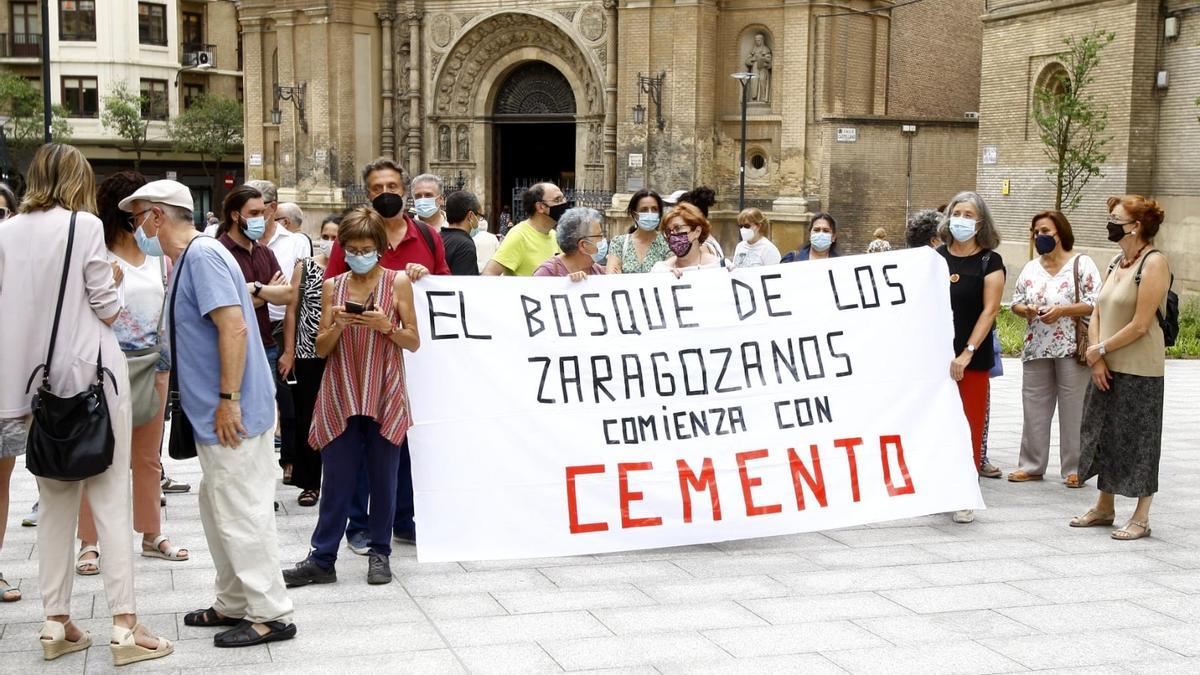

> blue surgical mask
[134,224,164,257]
[636,213,660,231]
[414,197,439,219]
[590,237,609,263]
[949,216,977,242]
[810,232,833,252]
[243,216,266,241]
[346,251,379,275]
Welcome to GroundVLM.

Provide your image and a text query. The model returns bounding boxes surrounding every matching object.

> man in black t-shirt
[441,191,482,276]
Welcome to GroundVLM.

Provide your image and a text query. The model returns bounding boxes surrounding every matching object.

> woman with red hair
[1071,195,1170,541]
[652,203,725,276]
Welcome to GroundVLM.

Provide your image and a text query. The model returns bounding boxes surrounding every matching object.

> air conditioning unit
[964,111,980,119]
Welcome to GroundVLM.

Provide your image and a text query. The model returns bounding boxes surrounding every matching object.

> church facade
[236,0,985,253]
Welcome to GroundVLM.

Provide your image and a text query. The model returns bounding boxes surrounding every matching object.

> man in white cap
[119,180,296,648]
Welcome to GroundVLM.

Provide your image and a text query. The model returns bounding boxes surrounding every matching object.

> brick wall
[887,0,984,118]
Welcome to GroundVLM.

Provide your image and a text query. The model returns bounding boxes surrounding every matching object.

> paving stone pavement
[2,360,1199,674]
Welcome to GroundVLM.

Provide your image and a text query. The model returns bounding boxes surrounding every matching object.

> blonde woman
[867,227,892,253]
[732,208,782,268]
[0,144,171,664]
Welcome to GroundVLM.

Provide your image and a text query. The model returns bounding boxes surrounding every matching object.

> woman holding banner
[1009,211,1100,487]
[652,203,725,276]
[782,213,840,262]
[608,190,671,274]
[1071,195,1169,541]
[282,207,420,588]
[937,191,1005,524]
[535,207,607,281]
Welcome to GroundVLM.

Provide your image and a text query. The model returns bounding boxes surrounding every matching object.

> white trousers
[36,394,135,617]
[197,430,294,624]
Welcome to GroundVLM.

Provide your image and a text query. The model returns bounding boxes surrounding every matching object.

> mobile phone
[284,372,298,386]
[345,301,365,314]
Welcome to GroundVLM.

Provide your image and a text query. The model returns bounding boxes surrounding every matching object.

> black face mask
[547,200,575,223]
[1106,220,1132,243]
[372,192,405,219]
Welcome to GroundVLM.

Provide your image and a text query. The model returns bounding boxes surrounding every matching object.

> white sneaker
[952,509,975,524]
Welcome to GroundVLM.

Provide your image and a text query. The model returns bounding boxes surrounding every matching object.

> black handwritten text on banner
[405,248,982,562]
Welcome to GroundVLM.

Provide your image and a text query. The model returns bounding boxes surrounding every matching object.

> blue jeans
[346,437,414,540]
[311,416,400,567]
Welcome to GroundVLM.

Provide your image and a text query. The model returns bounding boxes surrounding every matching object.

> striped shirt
[309,269,411,448]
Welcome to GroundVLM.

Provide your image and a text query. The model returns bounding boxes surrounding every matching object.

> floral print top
[1010,254,1102,362]
[611,232,672,274]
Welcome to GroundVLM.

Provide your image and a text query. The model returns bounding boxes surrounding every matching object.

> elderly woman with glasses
[534,207,608,281]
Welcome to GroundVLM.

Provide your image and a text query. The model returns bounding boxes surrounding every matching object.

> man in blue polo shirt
[120,180,296,649]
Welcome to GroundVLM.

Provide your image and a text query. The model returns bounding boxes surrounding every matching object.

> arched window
[1034,62,1069,115]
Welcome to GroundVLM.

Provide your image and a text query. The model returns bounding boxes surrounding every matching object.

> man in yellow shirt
[483,182,570,276]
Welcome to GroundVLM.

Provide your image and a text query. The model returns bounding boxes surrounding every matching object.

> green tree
[0,73,72,171]
[1033,30,1114,212]
[168,94,243,192]
[100,80,152,171]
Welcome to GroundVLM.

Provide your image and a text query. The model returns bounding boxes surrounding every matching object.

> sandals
[978,463,1002,479]
[0,574,20,602]
[39,620,91,661]
[1065,474,1085,488]
[282,464,294,486]
[160,477,191,494]
[213,620,297,648]
[76,545,100,576]
[110,623,173,666]
[297,490,319,507]
[141,534,189,561]
[1112,519,1152,541]
[1069,509,1116,528]
[1007,470,1043,482]
[184,607,242,628]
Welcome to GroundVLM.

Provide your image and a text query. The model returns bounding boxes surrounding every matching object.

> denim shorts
[0,417,27,459]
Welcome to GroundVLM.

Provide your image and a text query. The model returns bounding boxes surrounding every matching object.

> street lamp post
[40,0,51,143]
[731,72,755,212]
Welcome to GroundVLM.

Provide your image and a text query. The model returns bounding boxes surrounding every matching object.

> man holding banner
[401,247,985,562]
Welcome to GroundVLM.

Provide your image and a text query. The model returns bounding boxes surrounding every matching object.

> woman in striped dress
[282,207,420,588]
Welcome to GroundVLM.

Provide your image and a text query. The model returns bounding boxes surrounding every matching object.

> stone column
[603,0,618,192]
[378,10,397,158]
[240,17,266,181]
[406,11,423,173]
[276,14,298,188]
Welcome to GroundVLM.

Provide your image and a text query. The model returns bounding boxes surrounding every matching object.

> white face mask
[319,238,334,257]
[739,227,754,243]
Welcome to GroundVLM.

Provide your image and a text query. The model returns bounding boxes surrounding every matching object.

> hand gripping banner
[404,248,983,562]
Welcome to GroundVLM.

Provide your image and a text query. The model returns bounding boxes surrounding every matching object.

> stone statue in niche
[745,32,772,103]
[438,125,451,161]
[457,125,470,160]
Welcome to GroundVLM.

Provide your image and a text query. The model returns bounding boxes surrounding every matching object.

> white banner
[405,248,983,562]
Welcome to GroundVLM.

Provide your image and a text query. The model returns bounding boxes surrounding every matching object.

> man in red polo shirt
[326,158,448,555]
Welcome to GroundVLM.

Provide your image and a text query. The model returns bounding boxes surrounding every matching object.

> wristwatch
[219,391,241,401]
[1098,342,1107,356]
[965,344,976,354]
[252,281,263,297]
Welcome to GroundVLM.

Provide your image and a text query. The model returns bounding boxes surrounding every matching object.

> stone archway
[427,12,606,215]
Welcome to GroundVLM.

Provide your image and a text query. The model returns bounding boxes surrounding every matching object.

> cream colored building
[237,0,986,252]
[0,0,243,216]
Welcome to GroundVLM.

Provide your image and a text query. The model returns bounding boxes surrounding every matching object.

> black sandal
[184,607,241,627]
[213,620,296,648]
[297,490,319,507]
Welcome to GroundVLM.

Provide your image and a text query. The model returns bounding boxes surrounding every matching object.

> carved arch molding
[433,13,604,118]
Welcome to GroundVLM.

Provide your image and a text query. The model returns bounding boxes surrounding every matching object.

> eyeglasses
[1107,218,1135,226]
[344,247,378,257]
[126,209,153,228]
[0,207,8,220]
[539,198,567,207]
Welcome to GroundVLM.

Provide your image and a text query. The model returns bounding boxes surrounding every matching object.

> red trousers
[956,369,989,471]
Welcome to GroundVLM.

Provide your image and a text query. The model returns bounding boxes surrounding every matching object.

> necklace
[1118,244,1150,269]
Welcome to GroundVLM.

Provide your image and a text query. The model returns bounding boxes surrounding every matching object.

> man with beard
[482,182,570,276]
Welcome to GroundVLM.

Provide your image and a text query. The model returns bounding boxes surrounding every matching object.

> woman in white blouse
[1009,211,1101,487]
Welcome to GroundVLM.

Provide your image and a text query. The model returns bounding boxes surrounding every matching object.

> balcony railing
[181,43,216,68]
[0,32,43,59]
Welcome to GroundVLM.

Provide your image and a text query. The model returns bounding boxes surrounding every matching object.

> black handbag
[25,212,117,481]
[167,237,199,460]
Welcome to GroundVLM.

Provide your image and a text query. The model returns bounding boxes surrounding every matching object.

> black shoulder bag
[167,237,201,460]
[25,212,117,481]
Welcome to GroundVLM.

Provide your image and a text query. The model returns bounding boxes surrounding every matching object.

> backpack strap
[1107,252,1123,276]
[1133,249,1162,285]
[412,217,437,257]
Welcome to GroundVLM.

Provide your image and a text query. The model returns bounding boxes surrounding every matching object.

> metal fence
[508,179,613,222]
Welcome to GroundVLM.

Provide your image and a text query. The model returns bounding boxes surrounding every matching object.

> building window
[140,79,168,120]
[10,3,41,57]
[62,76,98,117]
[182,11,203,48]
[59,1,96,41]
[183,83,205,110]
[138,3,167,47]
